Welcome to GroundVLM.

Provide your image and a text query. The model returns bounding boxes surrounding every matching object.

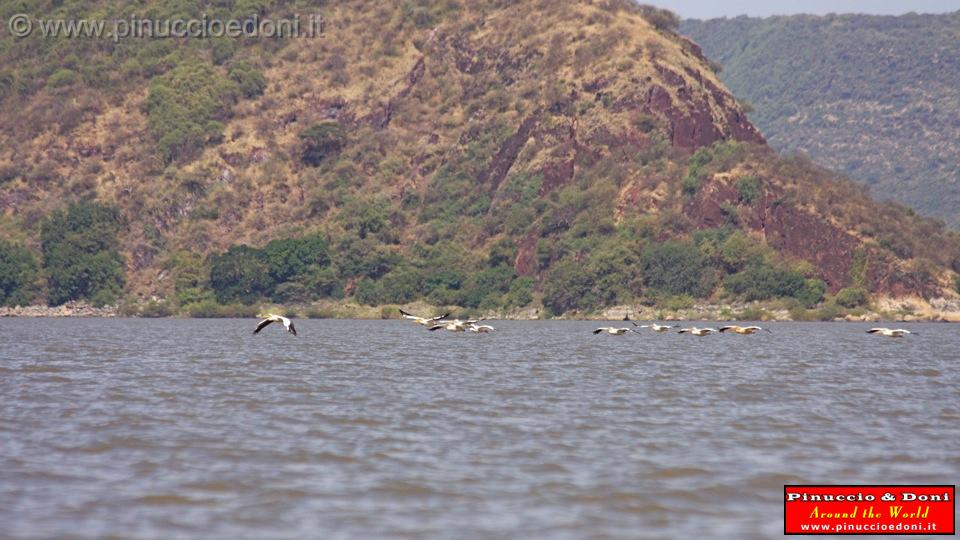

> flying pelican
[632,322,677,332]
[253,314,297,336]
[866,328,915,338]
[719,325,771,335]
[428,318,481,332]
[399,309,450,326]
[677,327,717,336]
[467,323,496,333]
[593,327,635,335]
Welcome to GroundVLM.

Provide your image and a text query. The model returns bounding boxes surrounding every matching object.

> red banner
[784,485,955,535]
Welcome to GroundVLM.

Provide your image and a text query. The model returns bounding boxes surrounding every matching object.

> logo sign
[784,485,955,535]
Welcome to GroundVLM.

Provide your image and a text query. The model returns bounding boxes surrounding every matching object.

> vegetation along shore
[2,297,958,323]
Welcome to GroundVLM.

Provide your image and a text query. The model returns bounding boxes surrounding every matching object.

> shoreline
[3,298,958,322]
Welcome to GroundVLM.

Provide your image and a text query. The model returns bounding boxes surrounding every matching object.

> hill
[681,11,960,228]
[1,1,959,317]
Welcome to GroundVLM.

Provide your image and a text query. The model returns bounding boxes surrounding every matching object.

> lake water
[1,319,957,539]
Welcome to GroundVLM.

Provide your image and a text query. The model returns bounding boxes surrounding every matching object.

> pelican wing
[428,325,445,331]
[287,321,297,336]
[719,326,736,332]
[399,309,421,320]
[866,328,886,334]
[678,329,690,334]
[593,328,606,334]
[253,318,275,334]
[427,312,451,322]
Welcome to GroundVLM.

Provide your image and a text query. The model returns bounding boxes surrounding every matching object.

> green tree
[376,266,423,304]
[41,202,125,306]
[640,241,716,297]
[0,241,40,306]
[723,262,807,301]
[261,234,330,283]
[208,245,273,304]
[542,260,588,314]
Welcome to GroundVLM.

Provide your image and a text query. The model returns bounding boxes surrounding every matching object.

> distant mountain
[681,11,960,227]
[0,1,958,315]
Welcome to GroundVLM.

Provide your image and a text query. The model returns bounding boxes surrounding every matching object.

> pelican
[593,327,635,335]
[632,322,677,332]
[677,327,717,336]
[253,314,297,336]
[719,325,771,335]
[399,309,450,326]
[428,318,481,332]
[866,328,914,338]
[467,323,496,333]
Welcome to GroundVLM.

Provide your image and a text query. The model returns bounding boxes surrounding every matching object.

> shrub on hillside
[735,176,761,204]
[228,61,266,98]
[46,69,77,89]
[835,287,868,308]
[146,61,239,163]
[299,122,345,167]
[636,5,680,32]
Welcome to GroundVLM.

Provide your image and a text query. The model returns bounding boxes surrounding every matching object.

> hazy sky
[655,0,960,19]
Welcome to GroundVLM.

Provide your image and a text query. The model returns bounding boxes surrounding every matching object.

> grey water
[1,319,957,539]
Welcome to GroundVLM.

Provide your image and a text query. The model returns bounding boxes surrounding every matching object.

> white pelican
[399,309,450,326]
[677,327,717,336]
[467,323,495,333]
[593,327,635,335]
[253,314,297,336]
[719,325,771,335]
[428,318,481,332]
[632,322,677,332]
[867,328,915,338]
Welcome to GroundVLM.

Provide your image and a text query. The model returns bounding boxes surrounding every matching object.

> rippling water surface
[1,319,957,539]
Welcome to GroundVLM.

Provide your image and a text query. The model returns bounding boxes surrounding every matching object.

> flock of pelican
[403,309,496,333]
[251,312,917,339]
[592,322,772,337]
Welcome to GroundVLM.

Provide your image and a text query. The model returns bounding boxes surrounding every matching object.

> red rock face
[480,115,538,190]
[761,203,858,292]
[681,177,934,296]
[612,65,764,150]
[514,229,540,277]
[865,251,940,298]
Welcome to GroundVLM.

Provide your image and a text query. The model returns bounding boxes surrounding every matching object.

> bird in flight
[719,325,771,335]
[253,314,297,336]
[632,322,677,332]
[428,318,481,332]
[866,328,914,338]
[593,327,635,335]
[399,309,451,326]
[677,327,717,336]
[467,323,496,333]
